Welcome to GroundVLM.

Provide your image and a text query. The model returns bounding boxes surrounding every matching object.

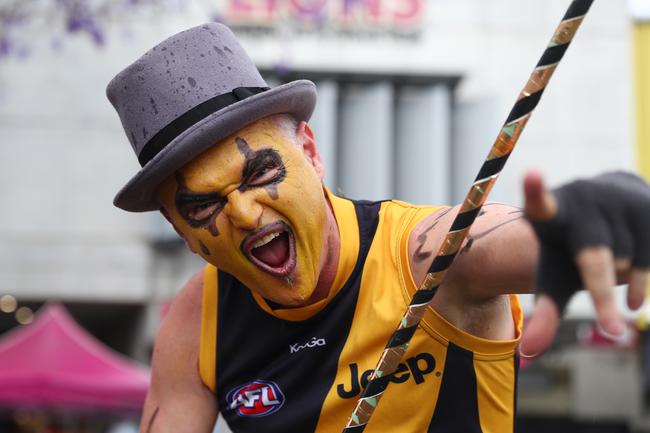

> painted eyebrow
[241,148,283,180]
[174,172,224,207]
[175,191,224,206]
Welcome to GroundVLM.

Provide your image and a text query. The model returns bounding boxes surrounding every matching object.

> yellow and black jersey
[199,192,523,433]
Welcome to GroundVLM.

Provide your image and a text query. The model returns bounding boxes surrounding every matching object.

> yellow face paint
[157,117,328,306]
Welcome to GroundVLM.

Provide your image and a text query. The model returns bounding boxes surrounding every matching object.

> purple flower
[0,36,12,57]
[0,0,185,59]
[66,15,83,32]
[65,12,105,46]
[86,22,105,46]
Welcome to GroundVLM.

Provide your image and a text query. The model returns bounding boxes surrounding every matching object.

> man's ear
[159,207,198,254]
[296,121,325,181]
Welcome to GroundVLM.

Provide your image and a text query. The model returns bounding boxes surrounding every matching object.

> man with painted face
[107,24,650,433]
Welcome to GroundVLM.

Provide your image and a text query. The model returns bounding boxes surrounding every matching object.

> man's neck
[306,191,340,305]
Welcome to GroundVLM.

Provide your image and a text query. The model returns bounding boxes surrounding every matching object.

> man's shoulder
[179,270,205,304]
[162,270,205,333]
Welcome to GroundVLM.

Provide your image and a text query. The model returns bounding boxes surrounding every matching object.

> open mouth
[241,221,296,277]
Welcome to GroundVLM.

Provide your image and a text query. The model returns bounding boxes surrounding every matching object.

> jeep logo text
[337,352,436,399]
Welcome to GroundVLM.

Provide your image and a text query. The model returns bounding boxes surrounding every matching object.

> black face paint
[199,240,211,256]
[173,137,287,238]
[207,216,220,237]
[413,208,453,264]
[236,137,287,199]
[236,136,254,159]
[460,236,475,254]
[472,216,523,240]
[414,221,436,263]
[265,184,280,200]
[414,246,433,263]
[459,216,524,255]
[175,173,225,236]
[145,407,159,433]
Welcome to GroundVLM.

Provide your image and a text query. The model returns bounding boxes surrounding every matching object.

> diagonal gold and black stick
[343,1,595,431]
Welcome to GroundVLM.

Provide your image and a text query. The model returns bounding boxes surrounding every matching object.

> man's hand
[520,171,650,357]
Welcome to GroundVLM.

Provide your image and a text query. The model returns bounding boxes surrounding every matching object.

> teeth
[252,232,280,249]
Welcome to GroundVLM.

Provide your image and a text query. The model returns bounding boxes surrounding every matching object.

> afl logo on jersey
[226,380,285,417]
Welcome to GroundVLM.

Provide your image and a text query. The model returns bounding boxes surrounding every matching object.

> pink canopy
[0,304,150,411]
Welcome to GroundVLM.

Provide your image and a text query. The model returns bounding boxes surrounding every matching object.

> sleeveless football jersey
[199,191,523,433]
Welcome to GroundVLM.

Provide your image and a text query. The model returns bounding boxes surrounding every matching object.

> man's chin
[266,291,313,308]
[258,284,318,308]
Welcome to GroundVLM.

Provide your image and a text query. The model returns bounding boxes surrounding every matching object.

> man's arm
[407,200,535,342]
[409,202,537,301]
[140,272,218,433]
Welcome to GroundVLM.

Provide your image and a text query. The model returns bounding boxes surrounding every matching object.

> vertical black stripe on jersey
[216,200,382,433]
[427,342,483,433]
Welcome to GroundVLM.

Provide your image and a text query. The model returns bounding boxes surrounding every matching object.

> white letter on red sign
[392,0,422,22]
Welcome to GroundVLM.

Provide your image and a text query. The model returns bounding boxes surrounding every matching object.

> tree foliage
[0,0,183,59]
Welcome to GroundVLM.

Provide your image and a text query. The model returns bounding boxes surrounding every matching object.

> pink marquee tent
[0,304,150,411]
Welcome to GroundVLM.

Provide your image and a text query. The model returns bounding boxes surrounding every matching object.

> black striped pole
[342,1,594,431]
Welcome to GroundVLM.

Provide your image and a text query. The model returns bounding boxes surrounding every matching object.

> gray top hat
[107,23,317,212]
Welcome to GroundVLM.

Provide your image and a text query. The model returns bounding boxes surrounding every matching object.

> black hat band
[138,86,270,167]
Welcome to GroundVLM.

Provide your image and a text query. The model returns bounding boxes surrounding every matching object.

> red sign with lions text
[225,0,424,30]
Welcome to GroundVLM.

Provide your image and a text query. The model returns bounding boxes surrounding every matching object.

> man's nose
[223,189,263,230]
